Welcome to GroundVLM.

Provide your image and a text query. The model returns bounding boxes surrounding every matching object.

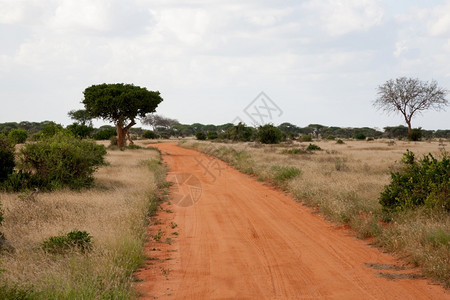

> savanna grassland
[180,138,450,287]
[0,143,165,298]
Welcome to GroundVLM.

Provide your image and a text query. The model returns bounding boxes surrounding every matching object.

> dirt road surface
[135,143,449,299]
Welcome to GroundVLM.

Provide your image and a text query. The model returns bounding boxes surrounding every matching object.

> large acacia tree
[374,77,448,134]
[82,83,163,147]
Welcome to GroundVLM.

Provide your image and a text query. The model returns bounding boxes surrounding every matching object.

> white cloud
[427,1,450,37]
[302,0,384,36]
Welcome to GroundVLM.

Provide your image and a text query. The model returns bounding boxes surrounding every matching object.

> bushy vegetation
[258,124,284,144]
[1,131,107,191]
[207,131,218,140]
[7,129,28,144]
[271,166,301,186]
[93,126,116,140]
[142,130,159,139]
[306,143,321,151]
[42,230,92,254]
[0,135,15,182]
[301,134,312,142]
[195,132,207,140]
[408,128,422,141]
[66,123,94,138]
[354,133,366,140]
[380,150,449,212]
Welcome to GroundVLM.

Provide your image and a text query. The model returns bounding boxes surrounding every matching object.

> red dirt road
[136,143,449,299]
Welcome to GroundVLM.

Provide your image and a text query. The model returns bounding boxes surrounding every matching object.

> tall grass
[0,147,165,298]
[181,139,450,287]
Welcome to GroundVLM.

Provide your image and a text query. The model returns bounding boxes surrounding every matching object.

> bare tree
[142,114,179,132]
[374,77,448,134]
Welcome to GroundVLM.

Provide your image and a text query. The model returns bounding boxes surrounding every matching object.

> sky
[1,0,450,130]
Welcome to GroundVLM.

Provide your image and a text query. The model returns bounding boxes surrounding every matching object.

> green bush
[336,139,345,144]
[42,230,92,254]
[195,132,206,140]
[66,123,93,138]
[408,128,422,141]
[7,129,28,144]
[258,124,283,144]
[0,135,15,182]
[207,131,218,140]
[379,150,449,212]
[18,131,106,190]
[354,133,366,140]
[271,166,301,185]
[306,143,321,151]
[301,135,312,142]
[142,130,159,139]
[93,127,116,140]
[326,135,335,140]
[41,122,63,138]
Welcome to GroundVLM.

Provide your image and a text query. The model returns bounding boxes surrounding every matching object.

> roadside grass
[0,147,165,298]
[180,139,450,288]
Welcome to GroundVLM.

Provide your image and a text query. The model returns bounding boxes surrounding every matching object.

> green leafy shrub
[66,123,93,138]
[207,131,218,140]
[336,139,345,144]
[41,122,64,138]
[42,230,92,254]
[408,128,422,141]
[0,135,15,182]
[306,143,321,151]
[301,135,312,142]
[379,150,449,212]
[142,130,159,139]
[258,124,283,144]
[195,132,206,140]
[326,135,335,140]
[7,129,28,144]
[93,127,116,140]
[19,131,106,190]
[354,133,366,140]
[271,166,301,185]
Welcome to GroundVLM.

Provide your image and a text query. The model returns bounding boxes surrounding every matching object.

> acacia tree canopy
[82,83,163,147]
[374,77,448,134]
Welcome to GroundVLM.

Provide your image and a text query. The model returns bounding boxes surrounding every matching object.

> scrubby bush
[0,135,15,182]
[354,133,366,140]
[222,122,255,142]
[66,123,93,138]
[207,131,218,140]
[142,130,159,139]
[408,128,422,141]
[41,122,63,138]
[18,131,106,190]
[306,143,321,151]
[336,139,345,144]
[93,127,116,140]
[258,124,283,144]
[42,230,92,254]
[301,135,312,142]
[7,129,28,144]
[326,135,335,140]
[195,132,207,140]
[379,150,449,212]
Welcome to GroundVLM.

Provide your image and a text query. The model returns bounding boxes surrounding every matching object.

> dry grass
[0,147,161,298]
[181,138,450,287]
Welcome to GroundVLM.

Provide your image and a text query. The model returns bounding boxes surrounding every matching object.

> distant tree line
[0,119,449,144]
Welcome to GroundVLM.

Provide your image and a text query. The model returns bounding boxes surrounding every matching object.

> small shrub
[142,130,159,139]
[271,166,301,185]
[367,137,374,141]
[195,132,207,140]
[326,135,335,140]
[207,131,218,140]
[379,150,449,212]
[42,230,92,254]
[66,123,93,138]
[282,147,308,155]
[41,122,64,138]
[336,139,345,144]
[109,135,118,147]
[258,124,283,144]
[301,135,312,142]
[354,133,366,140]
[7,129,28,144]
[0,135,15,182]
[93,127,116,140]
[306,143,321,151]
[19,131,107,190]
[408,128,422,141]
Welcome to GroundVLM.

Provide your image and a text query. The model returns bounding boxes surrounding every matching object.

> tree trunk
[406,121,412,135]
[116,119,136,148]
